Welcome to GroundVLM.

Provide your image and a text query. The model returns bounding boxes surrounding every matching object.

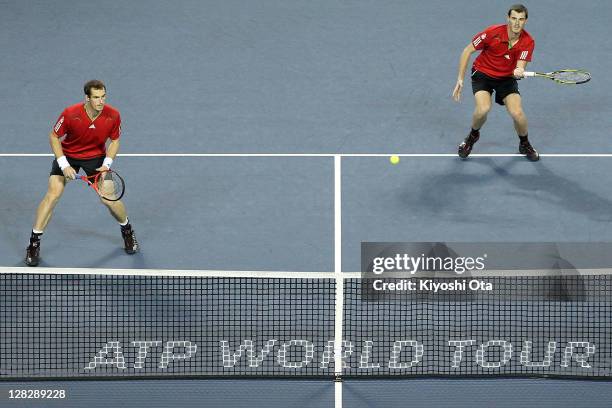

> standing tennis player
[25,80,139,266]
[452,4,538,161]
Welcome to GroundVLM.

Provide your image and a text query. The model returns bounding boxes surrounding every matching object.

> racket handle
[523,71,536,77]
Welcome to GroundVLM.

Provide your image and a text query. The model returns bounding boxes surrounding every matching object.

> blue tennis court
[1,1,611,407]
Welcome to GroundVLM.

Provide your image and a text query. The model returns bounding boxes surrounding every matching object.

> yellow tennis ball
[390,155,400,165]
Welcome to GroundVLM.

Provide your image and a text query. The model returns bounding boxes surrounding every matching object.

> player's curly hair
[84,80,106,96]
[508,4,528,19]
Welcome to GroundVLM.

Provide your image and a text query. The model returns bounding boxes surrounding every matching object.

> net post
[333,155,343,408]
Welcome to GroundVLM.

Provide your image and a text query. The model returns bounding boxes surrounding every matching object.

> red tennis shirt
[472,24,535,79]
[52,103,122,159]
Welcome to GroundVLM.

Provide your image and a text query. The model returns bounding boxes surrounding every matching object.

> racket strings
[96,172,124,200]
[553,70,591,84]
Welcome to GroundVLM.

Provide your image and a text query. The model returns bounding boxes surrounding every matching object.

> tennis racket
[74,170,126,201]
[523,69,591,84]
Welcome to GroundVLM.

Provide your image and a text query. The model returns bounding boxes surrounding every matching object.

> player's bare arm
[49,131,76,180]
[453,43,477,102]
[97,139,120,171]
[514,60,528,79]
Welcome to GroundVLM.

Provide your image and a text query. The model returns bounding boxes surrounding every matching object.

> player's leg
[100,198,128,224]
[459,90,491,158]
[33,175,66,231]
[504,93,528,136]
[504,93,539,161]
[26,175,66,266]
[84,157,139,254]
[472,90,492,130]
[80,157,139,254]
[99,198,139,254]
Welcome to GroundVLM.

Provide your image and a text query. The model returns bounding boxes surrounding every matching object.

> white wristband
[57,156,69,170]
[102,157,113,168]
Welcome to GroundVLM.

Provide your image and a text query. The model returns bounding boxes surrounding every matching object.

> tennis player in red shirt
[452,4,538,161]
[25,80,139,266]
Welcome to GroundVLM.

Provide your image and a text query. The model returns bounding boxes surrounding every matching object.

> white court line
[0,266,361,278]
[1,267,606,277]
[3,153,612,157]
[333,156,344,408]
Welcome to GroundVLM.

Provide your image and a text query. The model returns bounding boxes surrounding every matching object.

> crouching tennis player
[25,80,139,266]
[452,4,539,161]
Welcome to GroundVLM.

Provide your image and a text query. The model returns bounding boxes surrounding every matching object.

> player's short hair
[508,4,528,18]
[84,80,106,96]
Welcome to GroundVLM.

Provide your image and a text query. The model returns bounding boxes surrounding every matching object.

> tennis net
[0,267,611,379]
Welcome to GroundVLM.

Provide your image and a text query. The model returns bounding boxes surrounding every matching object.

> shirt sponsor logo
[54,116,64,133]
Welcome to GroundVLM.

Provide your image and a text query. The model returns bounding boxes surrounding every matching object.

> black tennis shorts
[471,69,520,106]
[50,156,104,177]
